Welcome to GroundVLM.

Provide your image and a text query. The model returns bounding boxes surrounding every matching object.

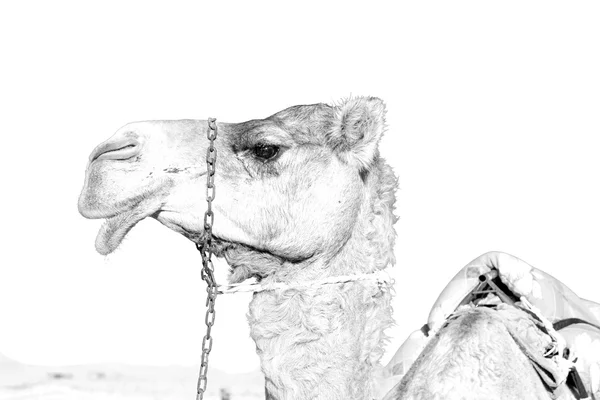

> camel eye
[252,144,280,161]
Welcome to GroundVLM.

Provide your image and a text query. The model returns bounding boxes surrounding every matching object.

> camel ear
[328,96,386,170]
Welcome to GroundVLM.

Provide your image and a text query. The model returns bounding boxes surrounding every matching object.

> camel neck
[247,215,393,400]
[249,283,392,400]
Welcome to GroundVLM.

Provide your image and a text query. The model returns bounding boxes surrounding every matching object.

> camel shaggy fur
[383,305,580,400]
[78,97,398,400]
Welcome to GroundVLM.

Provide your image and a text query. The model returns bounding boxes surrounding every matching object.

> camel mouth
[83,177,172,254]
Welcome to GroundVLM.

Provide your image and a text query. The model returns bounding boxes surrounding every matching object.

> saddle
[465,269,598,399]
[382,252,600,400]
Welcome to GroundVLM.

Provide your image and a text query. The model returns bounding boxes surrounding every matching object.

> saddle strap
[553,317,600,333]
[567,366,590,400]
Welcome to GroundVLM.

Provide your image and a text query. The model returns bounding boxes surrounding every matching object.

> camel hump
[382,306,556,400]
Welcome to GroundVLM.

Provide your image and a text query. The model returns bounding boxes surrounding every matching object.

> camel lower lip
[95,207,149,255]
[96,213,134,255]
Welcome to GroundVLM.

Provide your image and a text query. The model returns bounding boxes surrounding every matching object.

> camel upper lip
[90,139,141,162]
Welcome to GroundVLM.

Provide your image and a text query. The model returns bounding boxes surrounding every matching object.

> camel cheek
[271,170,361,257]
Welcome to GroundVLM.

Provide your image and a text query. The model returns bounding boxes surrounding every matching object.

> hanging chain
[195,118,218,400]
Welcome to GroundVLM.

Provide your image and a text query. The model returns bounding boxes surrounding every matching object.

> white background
[1,1,599,374]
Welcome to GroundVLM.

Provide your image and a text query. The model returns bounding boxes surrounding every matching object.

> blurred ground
[0,353,263,400]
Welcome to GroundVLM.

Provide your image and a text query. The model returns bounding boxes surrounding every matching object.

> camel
[79,96,398,400]
[79,97,596,400]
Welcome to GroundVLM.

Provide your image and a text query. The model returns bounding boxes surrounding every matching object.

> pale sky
[1,1,599,374]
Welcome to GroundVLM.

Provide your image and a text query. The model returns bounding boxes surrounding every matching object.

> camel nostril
[90,139,141,162]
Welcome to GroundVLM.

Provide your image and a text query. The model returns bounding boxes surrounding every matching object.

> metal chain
[195,118,218,400]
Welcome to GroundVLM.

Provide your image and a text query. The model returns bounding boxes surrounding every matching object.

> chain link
[195,118,218,400]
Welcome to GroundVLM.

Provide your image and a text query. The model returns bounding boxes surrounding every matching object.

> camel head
[79,97,394,281]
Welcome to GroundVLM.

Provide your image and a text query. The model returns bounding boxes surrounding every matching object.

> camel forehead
[229,103,334,146]
[270,103,334,137]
